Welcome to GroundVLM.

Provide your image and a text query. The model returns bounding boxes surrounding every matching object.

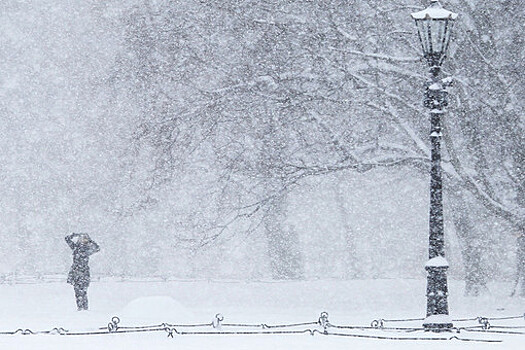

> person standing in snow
[65,233,100,310]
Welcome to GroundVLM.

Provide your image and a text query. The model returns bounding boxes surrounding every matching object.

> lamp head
[411,1,458,72]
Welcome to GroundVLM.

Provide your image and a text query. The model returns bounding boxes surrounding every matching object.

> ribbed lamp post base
[423,257,453,331]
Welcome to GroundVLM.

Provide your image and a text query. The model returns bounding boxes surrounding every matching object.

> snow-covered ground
[0,279,523,349]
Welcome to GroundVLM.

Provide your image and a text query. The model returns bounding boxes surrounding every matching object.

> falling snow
[0,1,524,348]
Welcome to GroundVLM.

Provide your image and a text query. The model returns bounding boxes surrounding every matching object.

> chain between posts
[370,313,525,326]
[1,311,523,341]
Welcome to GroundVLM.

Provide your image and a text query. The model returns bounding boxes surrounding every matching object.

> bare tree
[115,0,524,281]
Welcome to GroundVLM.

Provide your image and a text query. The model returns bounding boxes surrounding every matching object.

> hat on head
[77,233,90,243]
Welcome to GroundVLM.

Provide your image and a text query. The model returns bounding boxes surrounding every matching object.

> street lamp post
[411,0,458,330]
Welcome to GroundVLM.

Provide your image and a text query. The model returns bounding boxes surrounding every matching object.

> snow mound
[120,296,193,324]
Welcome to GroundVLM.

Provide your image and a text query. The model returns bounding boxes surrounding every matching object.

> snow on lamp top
[411,0,458,20]
[411,0,458,70]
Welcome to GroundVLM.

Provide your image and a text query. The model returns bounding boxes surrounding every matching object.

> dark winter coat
[66,235,100,287]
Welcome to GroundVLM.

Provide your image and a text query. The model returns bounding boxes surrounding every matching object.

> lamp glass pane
[415,19,430,55]
[440,20,454,64]
[429,20,446,54]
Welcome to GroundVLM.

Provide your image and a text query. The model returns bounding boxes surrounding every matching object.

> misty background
[0,0,523,292]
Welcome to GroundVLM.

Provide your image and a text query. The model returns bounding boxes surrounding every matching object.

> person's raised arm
[65,233,77,250]
[88,240,100,255]
[93,240,100,253]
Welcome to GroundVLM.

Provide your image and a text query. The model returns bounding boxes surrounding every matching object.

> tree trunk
[450,191,489,296]
[264,193,303,280]
[335,174,358,279]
